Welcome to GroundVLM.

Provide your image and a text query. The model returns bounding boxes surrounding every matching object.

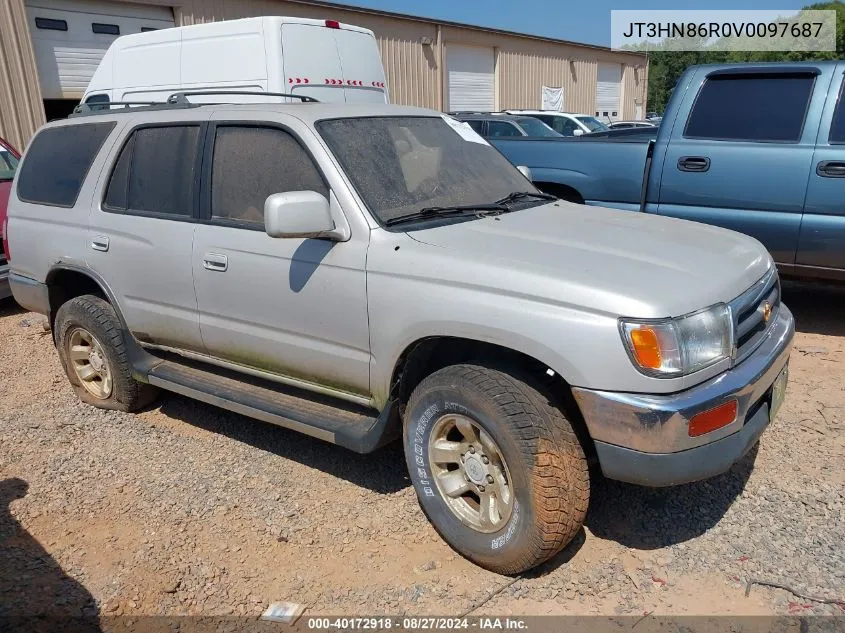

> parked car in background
[8,98,792,575]
[505,110,610,136]
[492,62,845,282]
[608,120,657,130]
[450,112,562,138]
[0,136,20,300]
[82,16,389,107]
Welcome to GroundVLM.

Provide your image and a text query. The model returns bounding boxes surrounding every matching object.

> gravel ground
[0,280,843,621]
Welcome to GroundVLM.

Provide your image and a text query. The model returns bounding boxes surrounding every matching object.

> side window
[104,125,200,216]
[464,119,485,135]
[17,122,115,207]
[685,74,815,142]
[210,126,328,226]
[829,77,845,143]
[487,121,521,137]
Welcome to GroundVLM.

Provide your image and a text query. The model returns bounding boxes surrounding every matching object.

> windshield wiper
[384,203,507,227]
[494,191,558,206]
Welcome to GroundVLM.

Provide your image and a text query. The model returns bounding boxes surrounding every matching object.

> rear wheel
[403,363,589,574]
[55,295,158,412]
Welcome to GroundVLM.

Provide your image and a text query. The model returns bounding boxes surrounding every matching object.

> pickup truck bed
[494,61,845,282]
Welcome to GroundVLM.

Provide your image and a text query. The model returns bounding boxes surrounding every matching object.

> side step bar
[145,359,399,453]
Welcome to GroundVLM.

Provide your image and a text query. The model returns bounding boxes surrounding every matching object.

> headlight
[620,304,732,377]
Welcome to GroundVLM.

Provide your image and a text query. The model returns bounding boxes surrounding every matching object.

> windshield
[576,116,609,132]
[515,117,562,137]
[317,116,539,225]
[0,147,18,181]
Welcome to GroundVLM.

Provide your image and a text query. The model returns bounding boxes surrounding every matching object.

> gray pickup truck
[7,100,793,574]
[495,62,845,282]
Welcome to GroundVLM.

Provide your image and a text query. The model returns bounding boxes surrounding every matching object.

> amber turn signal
[688,399,738,437]
[629,327,662,369]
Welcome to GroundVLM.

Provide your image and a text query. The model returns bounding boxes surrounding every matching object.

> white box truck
[82,16,389,106]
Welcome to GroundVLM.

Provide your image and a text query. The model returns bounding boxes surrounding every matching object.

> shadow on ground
[0,298,24,318]
[0,478,101,632]
[782,279,845,337]
[586,444,757,550]
[155,395,411,495]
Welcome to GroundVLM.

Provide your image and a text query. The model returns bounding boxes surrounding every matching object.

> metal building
[0,0,648,151]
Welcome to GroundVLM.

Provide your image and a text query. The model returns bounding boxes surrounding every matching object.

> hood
[405,201,772,318]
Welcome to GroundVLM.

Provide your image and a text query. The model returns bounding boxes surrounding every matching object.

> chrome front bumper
[572,304,794,486]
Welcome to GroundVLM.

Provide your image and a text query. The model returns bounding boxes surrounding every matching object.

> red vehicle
[0,136,20,300]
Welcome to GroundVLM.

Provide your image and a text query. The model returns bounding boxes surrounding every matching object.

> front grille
[729,269,780,364]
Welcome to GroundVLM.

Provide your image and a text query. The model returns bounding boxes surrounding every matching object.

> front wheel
[403,364,589,574]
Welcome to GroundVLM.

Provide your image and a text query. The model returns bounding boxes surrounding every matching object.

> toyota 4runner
[7,98,793,574]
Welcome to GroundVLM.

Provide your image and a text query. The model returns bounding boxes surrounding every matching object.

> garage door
[26,0,174,99]
[595,63,622,123]
[447,45,494,112]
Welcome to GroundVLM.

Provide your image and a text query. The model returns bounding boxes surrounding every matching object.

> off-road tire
[403,363,590,575]
[55,295,158,412]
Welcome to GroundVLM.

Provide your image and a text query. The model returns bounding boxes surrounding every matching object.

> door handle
[816,160,845,178]
[91,235,109,252]
[677,156,711,172]
[202,252,228,272]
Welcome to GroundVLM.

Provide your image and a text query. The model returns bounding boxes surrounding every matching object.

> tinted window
[685,74,814,142]
[17,123,115,207]
[35,17,67,31]
[515,117,561,137]
[487,121,522,137]
[92,23,120,35]
[829,78,845,143]
[211,126,327,226]
[464,119,485,134]
[104,126,200,216]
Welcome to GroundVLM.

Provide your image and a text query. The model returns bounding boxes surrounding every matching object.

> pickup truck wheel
[403,363,589,574]
[55,295,158,412]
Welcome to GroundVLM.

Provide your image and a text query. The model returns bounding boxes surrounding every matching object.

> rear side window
[210,126,327,226]
[685,74,815,142]
[829,78,845,143]
[487,121,522,137]
[104,125,200,217]
[17,122,115,207]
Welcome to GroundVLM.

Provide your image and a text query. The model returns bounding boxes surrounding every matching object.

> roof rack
[68,90,320,119]
[166,90,319,104]
[72,100,162,114]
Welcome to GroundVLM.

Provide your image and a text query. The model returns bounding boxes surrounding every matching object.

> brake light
[325,20,340,29]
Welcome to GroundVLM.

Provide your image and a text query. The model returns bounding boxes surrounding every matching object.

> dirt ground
[0,279,843,626]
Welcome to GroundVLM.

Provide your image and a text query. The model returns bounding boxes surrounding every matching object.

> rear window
[685,74,815,142]
[17,123,115,208]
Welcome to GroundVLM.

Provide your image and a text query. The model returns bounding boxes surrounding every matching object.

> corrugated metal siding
[621,63,645,119]
[498,49,598,114]
[0,0,44,151]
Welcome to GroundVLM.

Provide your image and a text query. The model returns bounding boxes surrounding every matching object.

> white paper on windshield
[440,115,490,145]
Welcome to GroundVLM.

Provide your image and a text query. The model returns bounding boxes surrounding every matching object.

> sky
[330,0,813,47]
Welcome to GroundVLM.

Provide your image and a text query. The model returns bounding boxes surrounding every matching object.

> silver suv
[7,99,793,574]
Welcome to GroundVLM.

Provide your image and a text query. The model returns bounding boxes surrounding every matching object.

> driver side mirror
[264,191,337,239]
[573,129,584,137]
[517,165,533,180]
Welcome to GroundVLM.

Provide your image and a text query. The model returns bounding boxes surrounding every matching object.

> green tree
[646,1,845,113]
